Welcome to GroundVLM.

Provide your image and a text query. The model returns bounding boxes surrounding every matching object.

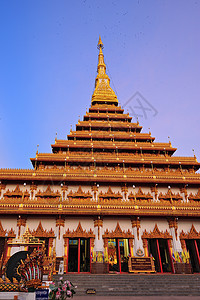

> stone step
[53,274,200,296]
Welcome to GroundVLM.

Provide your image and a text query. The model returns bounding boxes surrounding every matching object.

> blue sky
[0,0,200,169]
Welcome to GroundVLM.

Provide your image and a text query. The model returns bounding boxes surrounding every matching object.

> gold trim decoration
[188,188,200,201]
[128,187,153,202]
[142,224,172,239]
[35,185,60,199]
[179,224,200,240]
[0,221,6,237]
[158,190,183,203]
[99,186,122,201]
[67,186,92,199]
[102,222,134,239]
[63,222,95,238]
[0,221,15,238]
[180,239,187,251]
[32,221,55,238]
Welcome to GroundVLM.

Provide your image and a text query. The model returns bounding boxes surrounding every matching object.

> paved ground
[75,297,200,300]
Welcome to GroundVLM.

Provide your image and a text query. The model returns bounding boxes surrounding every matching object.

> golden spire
[91,36,118,106]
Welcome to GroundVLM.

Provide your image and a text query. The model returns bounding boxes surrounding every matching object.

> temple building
[1,37,200,274]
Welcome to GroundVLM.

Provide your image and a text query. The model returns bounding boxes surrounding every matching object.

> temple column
[17,216,26,238]
[56,217,65,257]
[48,238,54,256]
[131,217,145,256]
[63,238,68,273]
[168,218,182,252]
[0,183,6,199]
[151,185,158,202]
[142,239,149,257]
[94,217,104,252]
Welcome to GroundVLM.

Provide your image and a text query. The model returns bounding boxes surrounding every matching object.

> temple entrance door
[158,239,172,273]
[108,238,130,273]
[108,239,119,272]
[68,238,91,273]
[80,238,90,272]
[148,239,161,272]
[185,239,200,273]
[119,239,129,272]
[68,239,78,272]
[148,239,172,273]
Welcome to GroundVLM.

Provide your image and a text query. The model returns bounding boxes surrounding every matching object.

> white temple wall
[178,218,200,233]
[1,216,17,233]
[26,217,55,231]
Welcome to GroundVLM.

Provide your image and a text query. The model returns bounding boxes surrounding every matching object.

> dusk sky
[0,0,200,169]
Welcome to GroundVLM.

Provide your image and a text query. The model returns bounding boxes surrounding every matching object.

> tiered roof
[0,37,200,216]
[28,37,200,183]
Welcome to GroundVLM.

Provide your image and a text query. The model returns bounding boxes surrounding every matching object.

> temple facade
[1,37,200,274]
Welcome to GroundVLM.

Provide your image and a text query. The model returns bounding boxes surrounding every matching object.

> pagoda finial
[97,36,104,49]
[92,37,118,106]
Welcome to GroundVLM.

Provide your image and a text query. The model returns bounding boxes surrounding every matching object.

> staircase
[53,274,200,296]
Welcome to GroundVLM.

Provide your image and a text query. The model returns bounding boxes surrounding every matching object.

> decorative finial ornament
[97,36,104,49]
[192,149,197,161]
[92,37,118,106]
[36,144,39,155]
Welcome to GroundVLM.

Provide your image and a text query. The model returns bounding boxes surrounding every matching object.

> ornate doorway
[142,224,173,273]
[63,222,95,273]
[103,223,134,273]
[68,238,90,272]
[180,225,200,273]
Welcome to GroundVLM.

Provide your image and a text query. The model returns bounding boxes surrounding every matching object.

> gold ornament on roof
[92,37,118,106]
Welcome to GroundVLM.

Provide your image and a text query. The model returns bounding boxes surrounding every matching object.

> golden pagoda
[0,37,200,274]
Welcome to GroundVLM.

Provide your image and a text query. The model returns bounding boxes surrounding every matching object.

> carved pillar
[142,238,148,257]
[129,238,134,256]
[121,184,128,200]
[103,238,108,262]
[131,217,144,256]
[180,239,187,251]
[61,184,68,201]
[48,238,54,256]
[17,216,26,238]
[56,216,65,257]
[94,217,104,252]
[92,185,98,201]
[6,238,12,258]
[64,238,68,274]
[0,183,6,199]
[180,186,188,202]
[30,183,37,200]
[90,238,95,263]
[151,185,158,201]
[168,217,182,252]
